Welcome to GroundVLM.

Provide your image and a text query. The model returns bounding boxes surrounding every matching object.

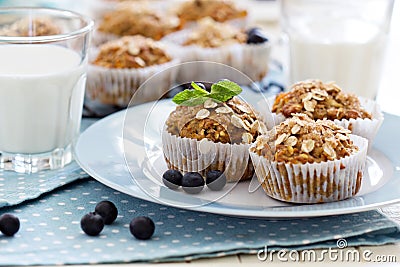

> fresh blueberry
[95,200,118,225]
[247,29,269,44]
[0,214,20,236]
[80,212,104,236]
[206,170,227,191]
[129,216,155,240]
[246,27,261,36]
[162,169,183,189]
[182,172,205,194]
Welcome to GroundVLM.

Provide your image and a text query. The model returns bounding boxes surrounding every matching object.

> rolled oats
[204,99,218,109]
[196,109,210,120]
[291,124,301,135]
[215,106,232,114]
[242,132,253,144]
[275,133,288,146]
[301,139,315,153]
[251,114,358,164]
[272,79,372,120]
[285,136,298,147]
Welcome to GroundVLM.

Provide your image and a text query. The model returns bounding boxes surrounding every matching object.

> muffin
[162,80,268,182]
[269,79,383,148]
[163,17,270,84]
[0,17,60,37]
[86,35,179,107]
[175,0,248,27]
[93,2,182,45]
[250,114,368,203]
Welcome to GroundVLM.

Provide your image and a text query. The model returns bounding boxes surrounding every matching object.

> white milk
[288,19,386,99]
[0,45,86,154]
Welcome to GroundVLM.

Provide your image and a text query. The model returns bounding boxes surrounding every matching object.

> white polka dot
[302,239,311,244]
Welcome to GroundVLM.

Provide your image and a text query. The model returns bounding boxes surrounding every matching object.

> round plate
[75,92,400,218]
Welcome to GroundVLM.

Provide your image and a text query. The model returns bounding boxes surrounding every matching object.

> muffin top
[176,0,247,23]
[183,17,246,48]
[251,114,358,164]
[166,81,267,144]
[272,80,372,120]
[92,35,172,69]
[0,17,61,37]
[98,2,182,40]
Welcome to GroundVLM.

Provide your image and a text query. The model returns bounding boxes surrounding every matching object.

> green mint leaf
[172,87,209,106]
[172,80,242,106]
[209,80,242,102]
[191,82,208,94]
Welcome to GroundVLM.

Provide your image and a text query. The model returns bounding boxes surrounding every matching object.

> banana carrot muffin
[94,2,182,45]
[270,79,383,149]
[250,114,368,203]
[163,80,268,182]
[0,17,60,37]
[175,0,247,24]
[86,35,179,107]
[163,17,270,84]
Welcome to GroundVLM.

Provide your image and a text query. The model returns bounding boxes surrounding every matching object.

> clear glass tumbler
[0,7,93,173]
[281,0,394,99]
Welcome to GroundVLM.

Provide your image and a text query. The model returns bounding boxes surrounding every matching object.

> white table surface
[16,0,400,266]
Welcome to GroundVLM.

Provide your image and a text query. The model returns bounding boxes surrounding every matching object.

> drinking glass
[0,7,93,173]
[281,0,394,99]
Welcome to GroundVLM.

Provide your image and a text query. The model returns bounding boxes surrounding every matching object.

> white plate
[75,92,400,218]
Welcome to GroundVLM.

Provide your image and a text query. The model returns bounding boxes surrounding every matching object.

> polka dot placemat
[1,179,399,265]
[0,119,96,209]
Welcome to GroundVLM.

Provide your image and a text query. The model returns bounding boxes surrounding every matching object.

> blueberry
[247,29,269,44]
[182,172,205,194]
[95,201,118,225]
[206,170,227,191]
[0,214,20,236]
[246,27,261,36]
[129,216,155,240]
[80,212,104,236]
[162,169,183,189]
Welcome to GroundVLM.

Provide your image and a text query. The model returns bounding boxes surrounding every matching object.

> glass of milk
[0,7,93,173]
[281,0,394,99]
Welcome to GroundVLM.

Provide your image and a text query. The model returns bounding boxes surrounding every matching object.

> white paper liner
[250,135,368,203]
[257,95,384,150]
[162,29,271,84]
[162,130,254,183]
[86,56,180,107]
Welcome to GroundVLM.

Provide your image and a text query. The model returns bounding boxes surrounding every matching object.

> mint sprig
[172,80,243,106]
